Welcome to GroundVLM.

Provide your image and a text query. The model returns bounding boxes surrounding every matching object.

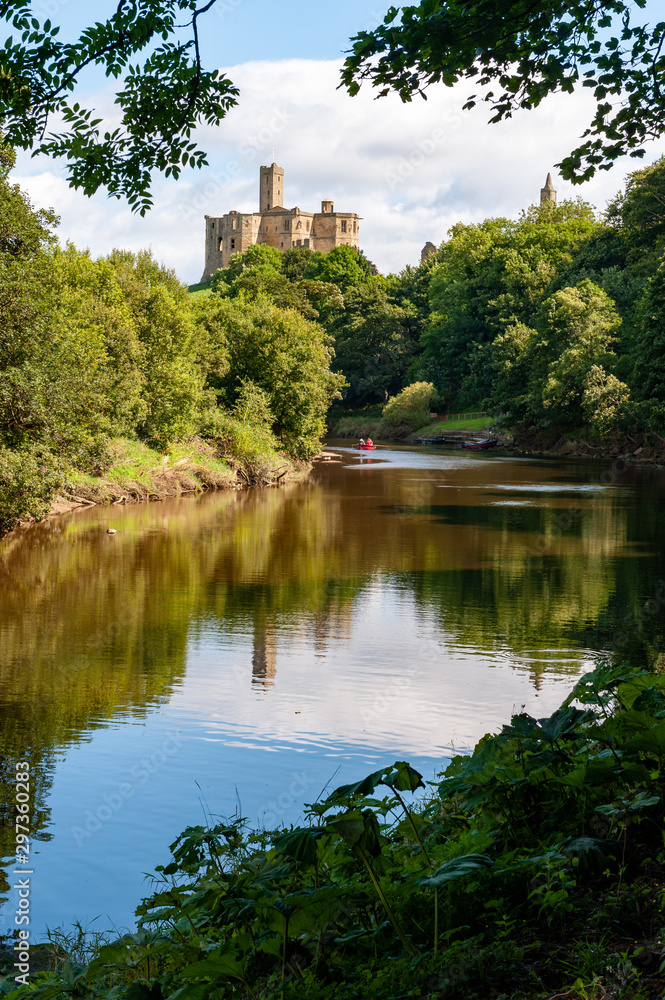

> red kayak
[358,444,376,450]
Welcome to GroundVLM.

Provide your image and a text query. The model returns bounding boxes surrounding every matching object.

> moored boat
[459,438,499,451]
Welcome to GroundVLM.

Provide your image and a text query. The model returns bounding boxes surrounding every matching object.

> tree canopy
[342,0,665,181]
[0,1,237,212]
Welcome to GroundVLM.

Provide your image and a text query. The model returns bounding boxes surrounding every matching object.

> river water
[1,444,664,937]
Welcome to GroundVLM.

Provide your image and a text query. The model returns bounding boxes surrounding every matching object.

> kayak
[358,444,377,450]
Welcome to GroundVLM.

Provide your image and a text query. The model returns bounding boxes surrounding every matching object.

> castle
[201,163,361,282]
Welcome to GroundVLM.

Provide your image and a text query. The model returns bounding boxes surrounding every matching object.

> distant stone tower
[260,162,284,212]
[421,241,437,264]
[540,173,557,205]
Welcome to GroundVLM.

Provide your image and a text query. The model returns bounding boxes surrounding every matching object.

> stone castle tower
[540,172,557,204]
[201,163,361,282]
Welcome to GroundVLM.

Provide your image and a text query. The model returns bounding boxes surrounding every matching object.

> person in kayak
[366,437,373,447]
[359,438,365,446]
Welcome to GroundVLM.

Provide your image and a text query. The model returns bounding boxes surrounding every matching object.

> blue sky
[41,0,389,62]
[14,1,665,281]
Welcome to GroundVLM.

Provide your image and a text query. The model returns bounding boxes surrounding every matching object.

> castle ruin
[201,163,361,282]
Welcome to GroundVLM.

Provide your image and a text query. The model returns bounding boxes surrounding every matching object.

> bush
[382,381,437,431]
[0,446,62,533]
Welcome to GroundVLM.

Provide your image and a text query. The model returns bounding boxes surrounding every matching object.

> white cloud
[13,58,665,282]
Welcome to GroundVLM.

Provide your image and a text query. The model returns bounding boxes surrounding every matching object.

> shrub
[382,381,437,431]
[0,446,62,533]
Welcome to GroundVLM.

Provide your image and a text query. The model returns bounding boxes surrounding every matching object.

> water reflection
[0,446,663,929]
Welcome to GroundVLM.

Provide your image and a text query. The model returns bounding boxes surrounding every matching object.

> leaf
[417,853,493,888]
[326,809,383,858]
[182,943,250,983]
[321,767,393,808]
[387,760,425,792]
[272,826,326,866]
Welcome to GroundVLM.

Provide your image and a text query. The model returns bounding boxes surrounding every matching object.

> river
[1,443,664,937]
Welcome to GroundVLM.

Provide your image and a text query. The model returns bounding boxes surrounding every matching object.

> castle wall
[312,212,360,254]
[201,165,361,282]
[201,212,261,280]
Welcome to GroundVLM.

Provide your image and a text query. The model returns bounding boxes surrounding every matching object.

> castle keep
[201,163,361,282]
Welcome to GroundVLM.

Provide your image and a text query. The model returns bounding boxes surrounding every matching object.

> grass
[59,437,237,505]
[187,280,211,293]
[417,416,495,434]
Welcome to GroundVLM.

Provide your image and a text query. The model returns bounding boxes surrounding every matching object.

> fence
[430,411,488,422]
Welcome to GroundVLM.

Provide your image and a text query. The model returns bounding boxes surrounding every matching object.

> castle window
[341,220,347,233]
[296,220,302,230]
[267,203,270,210]
[218,238,223,251]
[230,238,235,249]
[353,221,357,233]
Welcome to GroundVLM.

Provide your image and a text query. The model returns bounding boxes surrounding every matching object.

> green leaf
[272,826,326,866]
[417,853,493,888]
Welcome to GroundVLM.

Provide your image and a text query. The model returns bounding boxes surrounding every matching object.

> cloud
[13,58,665,282]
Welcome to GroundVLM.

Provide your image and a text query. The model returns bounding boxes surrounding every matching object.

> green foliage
[212,244,285,290]
[303,245,371,289]
[11,660,665,999]
[107,250,205,445]
[198,295,346,459]
[0,3,239,212]
[382,381,436,432]
[342,0,665,182]
[330,282,421,405]
[0,168,345,533]
[416,202,599,404]
[0,446,62,533]
[633,252,665,410]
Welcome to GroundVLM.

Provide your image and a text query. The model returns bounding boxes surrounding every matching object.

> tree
[417,201,598,404]
[106,249,206,444]
[199,294,346,458]
[382,381,437,432]
[342,1,665,181]
[633,253,665,407]
[303,245,372,289]
[485,280,626,430]
[330,282,421,405]
[0,2,238,212]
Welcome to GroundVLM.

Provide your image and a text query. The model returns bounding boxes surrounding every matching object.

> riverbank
[511,426,665,467]
[328,411,665,468]
[7,436,306,533]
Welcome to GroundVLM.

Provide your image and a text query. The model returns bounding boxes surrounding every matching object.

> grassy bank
[7,435,303,533]
[328,411,496,441]
[6,658,665,1000]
